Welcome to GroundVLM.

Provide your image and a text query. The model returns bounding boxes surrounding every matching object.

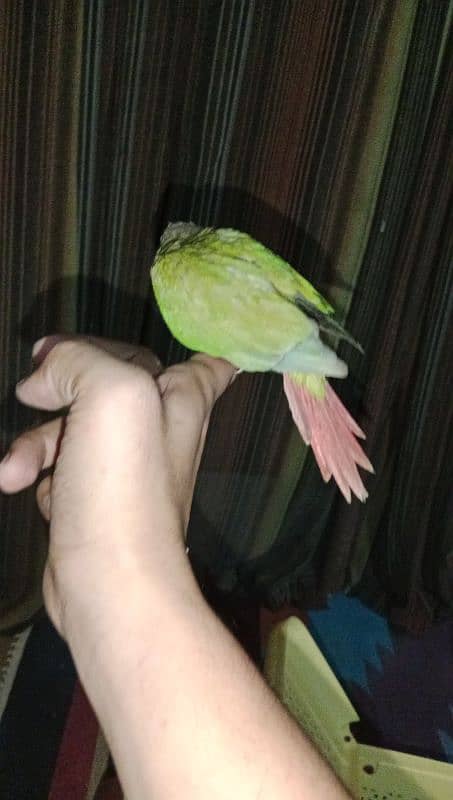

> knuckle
[92,366,160,414]
[130,349,162,374]
[46,339,84,363]
[158,367,185,397]
[40,340,84,400]
[190,362,216,412]
[158,369,207,426]
[41,340,161,407]
[161,361,217,421]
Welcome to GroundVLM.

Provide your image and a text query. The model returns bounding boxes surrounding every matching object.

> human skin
[0,336,350,799]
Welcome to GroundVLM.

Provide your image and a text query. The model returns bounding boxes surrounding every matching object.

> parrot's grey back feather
[293,293,363,353]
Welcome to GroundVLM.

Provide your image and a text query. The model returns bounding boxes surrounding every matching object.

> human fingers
[36,475,52,522]
[157,354,236,421]
[17,340,102,410]
[155,355,236,519]
[156,354,235,470]
[17,338,158,412]
[185,353,236,413]
[33,335,162,376]
[2,334,160,494]
[0,418,64,494]
[89,337,162,375]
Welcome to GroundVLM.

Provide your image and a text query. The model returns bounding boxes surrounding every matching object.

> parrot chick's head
[158,221,202,252]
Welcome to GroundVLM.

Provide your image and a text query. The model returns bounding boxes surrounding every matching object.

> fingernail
[229,368,241,386]
[32,337,47,360]
[42,493,51,514]
[32,334,65,365]
[0,451,10,466]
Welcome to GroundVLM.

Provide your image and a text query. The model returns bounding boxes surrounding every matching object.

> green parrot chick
[151,222,373,502]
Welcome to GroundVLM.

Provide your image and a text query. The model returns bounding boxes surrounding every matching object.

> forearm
[65,553,350,800]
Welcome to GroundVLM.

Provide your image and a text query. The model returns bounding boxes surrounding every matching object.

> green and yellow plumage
[152,223,353,385]
[151,222,373,502]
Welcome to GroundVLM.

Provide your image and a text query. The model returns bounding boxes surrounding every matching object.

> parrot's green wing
[212,230,362,350]
[286,293,362,353]
[152,224,357,376]
[215,229,335,313]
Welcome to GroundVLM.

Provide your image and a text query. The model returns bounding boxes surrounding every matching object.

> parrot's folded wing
[272,288,362,353]
[293,293,363,353]
[269,278,363,352]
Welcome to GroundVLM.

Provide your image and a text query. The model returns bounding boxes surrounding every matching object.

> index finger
[189,354,237,408]
[32,334,162,376]
[158,354,236,419]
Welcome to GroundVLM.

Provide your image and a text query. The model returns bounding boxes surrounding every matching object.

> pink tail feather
[283,374,373,503]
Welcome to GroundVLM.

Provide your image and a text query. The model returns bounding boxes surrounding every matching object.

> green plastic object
[264,617,453,800]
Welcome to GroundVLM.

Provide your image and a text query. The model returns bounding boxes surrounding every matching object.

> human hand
[0,336,235,638]
[0,338,349,800]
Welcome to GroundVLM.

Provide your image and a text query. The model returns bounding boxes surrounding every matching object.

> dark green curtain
[1,0,451,632]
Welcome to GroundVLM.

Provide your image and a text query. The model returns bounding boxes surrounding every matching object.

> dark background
[0,0,451,634]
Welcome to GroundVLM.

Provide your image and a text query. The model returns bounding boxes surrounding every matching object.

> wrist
[63,559,204,727]
[47,525,197,651]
